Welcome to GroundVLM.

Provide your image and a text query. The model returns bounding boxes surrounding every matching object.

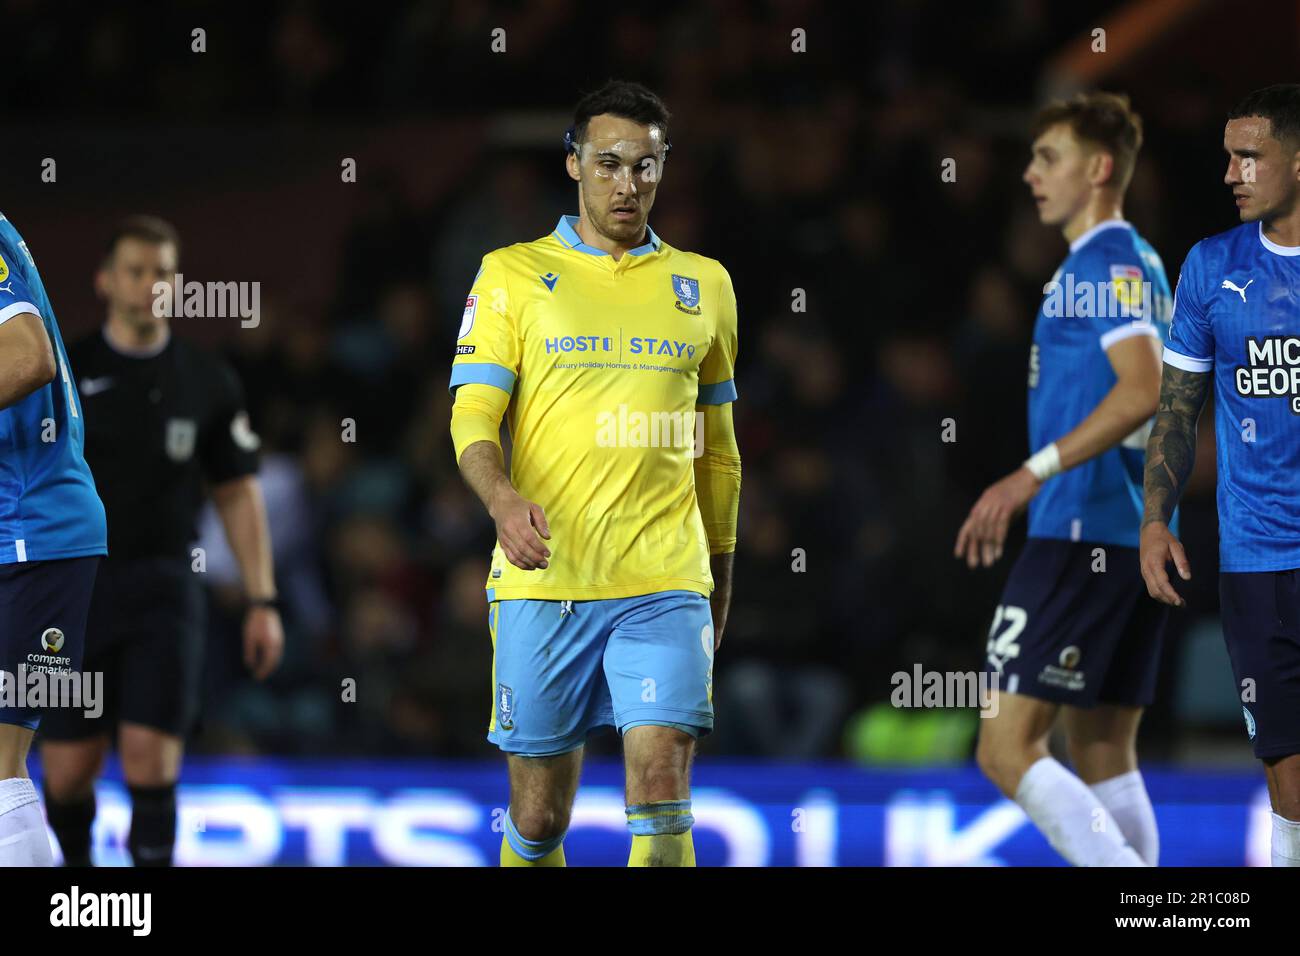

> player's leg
[1061,572,1167,866]
[502,748,583,866]
[623,724,696,866]
[1219,569,1300,866]
[605,590,713,867]
[0,724,54,865]
[1263,754,1300,866]
[1062,704,1158,865]
[0,556,99,866]
[38,735,111,865]
[978,540,1147,866]
[488,598,610,866]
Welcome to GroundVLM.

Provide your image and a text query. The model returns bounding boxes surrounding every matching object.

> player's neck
[575,214,642,261]
[1261,207,1300,248]
[1062,198,1124,245]
[104,313,170,357]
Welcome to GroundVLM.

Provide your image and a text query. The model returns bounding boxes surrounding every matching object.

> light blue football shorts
[486,590,715,756]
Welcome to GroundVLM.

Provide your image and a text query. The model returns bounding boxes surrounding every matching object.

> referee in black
[39,216,284,866]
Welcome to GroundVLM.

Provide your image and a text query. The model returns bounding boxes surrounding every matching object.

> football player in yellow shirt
[450,80,741,866]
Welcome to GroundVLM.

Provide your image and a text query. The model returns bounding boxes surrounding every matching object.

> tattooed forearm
[1142,365,1211,527]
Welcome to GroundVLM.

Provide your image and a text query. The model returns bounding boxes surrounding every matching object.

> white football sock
[1014,757,1146,866]
[1090,770,1159,866]
[0,777,54,866]
[1271,812,1300,867]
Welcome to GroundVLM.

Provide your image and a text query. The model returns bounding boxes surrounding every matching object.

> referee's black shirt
[69,329,260,561]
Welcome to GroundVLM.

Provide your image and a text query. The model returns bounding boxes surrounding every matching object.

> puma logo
[1222,278,1254,302]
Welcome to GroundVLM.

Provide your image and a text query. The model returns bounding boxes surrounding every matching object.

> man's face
[566,113,666,244]
[99,237,177,328]
[1023,123,1098,227]
[1224,116,1300,223]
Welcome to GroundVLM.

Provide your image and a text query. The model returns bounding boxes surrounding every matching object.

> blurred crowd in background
[9,0,1291,762]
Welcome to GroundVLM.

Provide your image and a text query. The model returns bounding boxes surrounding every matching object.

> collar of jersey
[1068,218,1133,254]
[102,325,171,359]
[1258,221,1300,257]
[553,215,660,258]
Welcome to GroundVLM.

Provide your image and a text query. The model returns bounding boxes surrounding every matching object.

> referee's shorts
[39,555,205,741]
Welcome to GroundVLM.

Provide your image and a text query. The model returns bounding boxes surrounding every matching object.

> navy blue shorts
[982,539,1167,707]
[0,556,100,730]
[1220,570,1300,759]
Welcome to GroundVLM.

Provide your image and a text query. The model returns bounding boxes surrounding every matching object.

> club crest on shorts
[1058,646,1082,669]
[498,683,515,730]
[1243,705,1256,740]
[672,274,702,314]
[41,627,65,653]
[165,417,197,462]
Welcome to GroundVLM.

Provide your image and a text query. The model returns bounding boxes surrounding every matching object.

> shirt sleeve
[1082,246,1162,351]
[0,248,43,326]
[448,252,521,396]
[201,362,261,485]
[1163,241,1214,372]
[697,265,738,405]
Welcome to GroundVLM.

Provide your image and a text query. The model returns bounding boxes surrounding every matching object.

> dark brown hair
[1031,91,1144,191]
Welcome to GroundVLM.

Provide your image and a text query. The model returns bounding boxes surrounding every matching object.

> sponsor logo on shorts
[41,627,65,653]
[1037,644,1085,692]
[1243,705,1256,740]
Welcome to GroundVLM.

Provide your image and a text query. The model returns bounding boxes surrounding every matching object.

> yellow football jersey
[450,215,738,601]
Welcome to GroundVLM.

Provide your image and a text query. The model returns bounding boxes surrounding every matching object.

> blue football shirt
[1027,219,1173,547]
[1165,221,1300,572]
[0,212,107,563]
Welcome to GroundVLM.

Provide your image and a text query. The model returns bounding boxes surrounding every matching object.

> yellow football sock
[628,831,696,867]
[501,832,566,866]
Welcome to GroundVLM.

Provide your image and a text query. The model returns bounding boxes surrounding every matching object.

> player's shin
[1089,770,1159,866]
[626,799,696,867]
[0,777,55,866]
[500,808,567,866]
[1271,812,1300,867]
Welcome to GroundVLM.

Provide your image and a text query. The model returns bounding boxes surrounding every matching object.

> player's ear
[1092,150,1115,188]
[93,267,111,300]
[565,151,581,182]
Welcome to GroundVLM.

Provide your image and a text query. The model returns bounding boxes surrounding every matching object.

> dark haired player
[0,212,106,866]
[38,216,283,866]
[1142,84,1300,866]
[957,92,1171,865]
[451,80,741,866]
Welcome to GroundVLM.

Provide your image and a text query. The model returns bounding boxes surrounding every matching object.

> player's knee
[628,761,688,803]
[509,803,570,843]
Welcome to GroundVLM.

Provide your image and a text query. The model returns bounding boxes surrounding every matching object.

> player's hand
[244,606,284,680]
[490,488,552,570]
[1139,521,1190,607]
[954,467,1042,569]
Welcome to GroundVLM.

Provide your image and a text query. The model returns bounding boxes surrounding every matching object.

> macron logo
[540,273,559,292]
[50,886,151,936]
[1222,278,1254,302]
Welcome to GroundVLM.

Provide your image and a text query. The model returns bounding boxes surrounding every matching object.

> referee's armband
[451,382,510,463]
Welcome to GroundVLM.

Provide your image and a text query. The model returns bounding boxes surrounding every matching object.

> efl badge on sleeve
[1109,264,1145,317]
[459,294,478,339]
[672,274,702,315]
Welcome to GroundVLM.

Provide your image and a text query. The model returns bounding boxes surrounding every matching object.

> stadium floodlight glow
[564,127,670,186]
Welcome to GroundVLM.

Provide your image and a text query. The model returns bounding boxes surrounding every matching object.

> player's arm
[1051,333,1164,469]
[0,311,55,410]
[452,383,551,571]
[211,474,283,679]
[695,401,741,650]
[1138,365,1210,607]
